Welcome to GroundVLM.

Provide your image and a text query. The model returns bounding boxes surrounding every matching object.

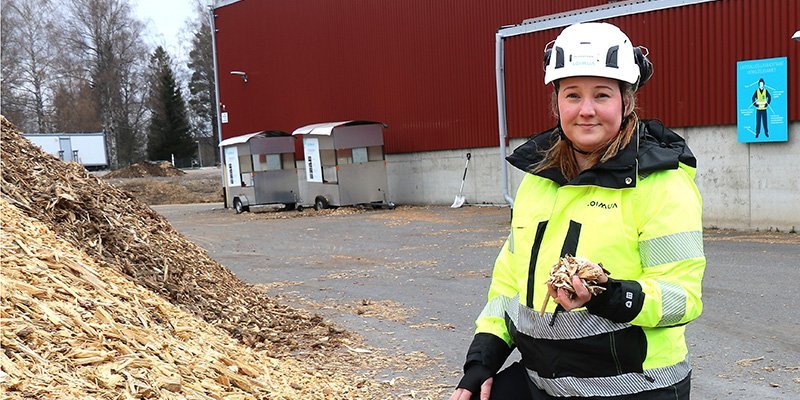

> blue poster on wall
[736,57,788,143]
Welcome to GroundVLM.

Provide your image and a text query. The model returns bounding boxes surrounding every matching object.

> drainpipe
[495,32,514,208]
[209,1,227,207]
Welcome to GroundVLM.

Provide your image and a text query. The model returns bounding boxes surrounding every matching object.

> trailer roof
[218,130,290,147]
[23,132,104,136]
[292,120,387,136]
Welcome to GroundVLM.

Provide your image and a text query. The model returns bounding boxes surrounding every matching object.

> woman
[450,22,705,400]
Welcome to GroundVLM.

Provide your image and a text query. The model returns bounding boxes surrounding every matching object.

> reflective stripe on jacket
[470,120,705,397]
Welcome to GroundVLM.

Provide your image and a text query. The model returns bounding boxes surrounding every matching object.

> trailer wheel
[233,198,245,214]
[314,196,329,211]
[284,203,296,211]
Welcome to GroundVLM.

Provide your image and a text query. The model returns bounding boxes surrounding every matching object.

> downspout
[495,32,514,208]
[209,2,227,207]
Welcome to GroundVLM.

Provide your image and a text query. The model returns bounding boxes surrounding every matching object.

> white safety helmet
[543,22,652,89]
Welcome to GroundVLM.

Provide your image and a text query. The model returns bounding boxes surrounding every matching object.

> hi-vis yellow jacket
[753,88,770,110]
[459,120,705,397]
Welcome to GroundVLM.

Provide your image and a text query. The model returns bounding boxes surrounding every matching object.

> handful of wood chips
[539,255,608,316]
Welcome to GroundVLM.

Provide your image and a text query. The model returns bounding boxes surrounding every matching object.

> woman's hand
[449,377,493,400]
[547,262,607,311]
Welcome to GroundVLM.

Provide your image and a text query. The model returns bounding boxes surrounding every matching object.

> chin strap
[570,144,592,155]
[557,124,594,155]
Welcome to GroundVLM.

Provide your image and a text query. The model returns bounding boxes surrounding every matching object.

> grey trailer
[219,131,299,213]
[292,120,393,210]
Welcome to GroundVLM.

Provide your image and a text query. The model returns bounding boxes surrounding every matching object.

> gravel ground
[154,203,800,400]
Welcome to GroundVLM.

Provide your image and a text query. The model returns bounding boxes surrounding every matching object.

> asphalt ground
[153,203,800,400]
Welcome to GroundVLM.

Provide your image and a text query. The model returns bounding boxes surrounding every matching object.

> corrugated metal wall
[504,0,800,137]
[214,0,604,152]
[215,0,799,152]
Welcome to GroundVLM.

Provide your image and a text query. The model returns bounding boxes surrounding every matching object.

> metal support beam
[499,0,718,39]
[495,33,514,208]
[209,3,227,207]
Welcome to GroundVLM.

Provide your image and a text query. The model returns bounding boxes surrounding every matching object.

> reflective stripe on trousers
[527,358,691,397]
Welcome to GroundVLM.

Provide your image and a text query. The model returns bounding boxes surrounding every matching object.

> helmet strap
[620,98,628,132]
[571,144,592,156]
[619,82,633,132]
[557,123,593,155]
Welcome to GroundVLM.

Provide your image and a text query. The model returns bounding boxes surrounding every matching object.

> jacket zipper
[609,331,623,375]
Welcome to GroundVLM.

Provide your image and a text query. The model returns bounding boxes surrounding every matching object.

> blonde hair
[533,82,638,181]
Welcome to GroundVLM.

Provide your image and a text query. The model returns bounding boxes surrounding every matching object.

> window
[320,149,338,182]
[282,153,295,169]
[337,148,353,165]
[237,154,253,186]
[240,172,253,187]
[252,154,265,171]
[320,149,336,166]
[265,154,281,170]
[352,147,368,163]
[367,146,384,161]
[252,154,281,171]
[238,155,253,173]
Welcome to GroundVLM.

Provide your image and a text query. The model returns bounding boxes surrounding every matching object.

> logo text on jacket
[588,201,618,210]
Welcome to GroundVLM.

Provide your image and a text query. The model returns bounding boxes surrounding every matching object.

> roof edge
[498,0,719,38]
[23,132,104,136]
[212,0,243,10]
[292,120,387,136]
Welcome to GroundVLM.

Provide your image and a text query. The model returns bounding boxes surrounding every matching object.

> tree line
[1,0,218,169]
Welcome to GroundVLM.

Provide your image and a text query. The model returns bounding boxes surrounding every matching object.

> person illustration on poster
[751,78,771,138]
[736,57,787,143]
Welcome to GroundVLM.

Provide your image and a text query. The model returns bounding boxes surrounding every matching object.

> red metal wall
[215,0,799,153]
[214,0,604,152]
[504,0,800,137]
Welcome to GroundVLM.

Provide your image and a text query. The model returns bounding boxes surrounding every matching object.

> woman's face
[557,76,623,153]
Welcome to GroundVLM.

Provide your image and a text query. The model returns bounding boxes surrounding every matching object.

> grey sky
[133,0,196,57]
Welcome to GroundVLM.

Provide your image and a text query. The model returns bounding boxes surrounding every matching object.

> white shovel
[451,152,471,208]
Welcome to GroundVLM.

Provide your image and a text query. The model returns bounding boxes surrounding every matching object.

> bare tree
[1,0,61,132]
[0,0,26,127]
[47,40,102,133]
[61,0,149,168]
[52,80,102,133]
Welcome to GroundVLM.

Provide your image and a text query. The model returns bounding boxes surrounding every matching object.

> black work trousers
[755,109,768,136]
[471,362,691,400]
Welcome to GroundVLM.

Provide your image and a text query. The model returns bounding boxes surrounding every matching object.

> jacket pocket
[516,326,646,378]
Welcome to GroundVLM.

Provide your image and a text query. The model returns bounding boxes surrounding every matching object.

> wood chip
[736,356,765,367]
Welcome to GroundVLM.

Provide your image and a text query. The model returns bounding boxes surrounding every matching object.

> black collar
[506,120,696,189]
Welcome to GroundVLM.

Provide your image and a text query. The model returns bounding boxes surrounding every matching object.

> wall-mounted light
[793,30,800,41]
[230,71,248,82]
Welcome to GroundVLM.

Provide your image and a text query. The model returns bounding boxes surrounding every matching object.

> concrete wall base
[384,122,799,231]
[675,122,799,231]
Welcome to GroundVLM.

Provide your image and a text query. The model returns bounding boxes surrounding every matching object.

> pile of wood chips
[2,117,449,398]
[1,117,459,399]
[103,161,185,178]
[1,199,385,399]
[0,117,341,354]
